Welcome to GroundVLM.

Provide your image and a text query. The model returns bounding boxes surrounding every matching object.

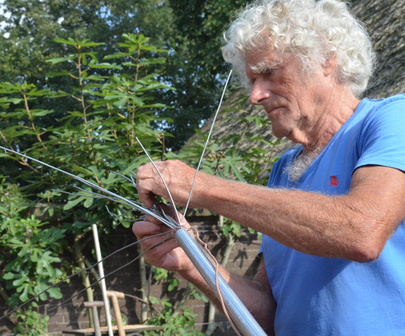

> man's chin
[271,125,290,139]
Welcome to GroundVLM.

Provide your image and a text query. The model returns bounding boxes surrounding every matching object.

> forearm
[194,173,392,262]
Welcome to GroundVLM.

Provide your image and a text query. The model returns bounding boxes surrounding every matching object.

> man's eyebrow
[250,60,280,74]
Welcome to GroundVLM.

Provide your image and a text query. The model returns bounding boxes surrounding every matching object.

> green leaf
[114,96,128,107]
[51,90,72,98]
[154,267,168,281]
[54,37,79,46]
[45,56,75,64]
[30,249,39,262]
[161,299,172,308]
[53,38,104,47]
[41,251,61,264]
[168,278,180,292]
[30,109,54,117]
[89,60,123,70]
[86,75,108,81]
[248,227,256,234]
[47,287,62,299]
[3,272,16,280]
[178,329,188,336]
[48,207,54,217]
[64,196,86,210]
[138,57,166,66]
[13,276,28,287]
[46,70,71,77]
[150,296,159,305]
[8,98,23,104]
[231,164,246,182]
[19,284,29,302]
[104,52,132,60]
[84,197,93,208]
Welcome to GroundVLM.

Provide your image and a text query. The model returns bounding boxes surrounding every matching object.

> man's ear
[322,52,338,77]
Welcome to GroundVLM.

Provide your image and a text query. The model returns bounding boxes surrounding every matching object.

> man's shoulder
[358,93,405,125]
[364,93,405,114]
[348,94,405,131]
[371,93,405,103]
[353,93,405,174]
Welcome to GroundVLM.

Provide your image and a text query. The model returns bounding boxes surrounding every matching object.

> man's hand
[132,204,195,272]
[136,160,207,208]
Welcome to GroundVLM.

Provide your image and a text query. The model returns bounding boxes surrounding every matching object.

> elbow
[350,235,386,263]
[345,215,393,263]
[351,244,382,263]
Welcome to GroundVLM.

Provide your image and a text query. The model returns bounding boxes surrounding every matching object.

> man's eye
[266,68,274,75]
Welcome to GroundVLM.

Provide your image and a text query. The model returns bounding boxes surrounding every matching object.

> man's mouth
[267,106,282,114]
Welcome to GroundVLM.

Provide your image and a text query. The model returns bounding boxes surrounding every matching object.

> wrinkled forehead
[245,46,286,73]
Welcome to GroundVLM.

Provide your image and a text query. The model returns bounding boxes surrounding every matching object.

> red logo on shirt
[330,176,339,187]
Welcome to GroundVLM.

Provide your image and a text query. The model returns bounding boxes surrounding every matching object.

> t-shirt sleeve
[355,96,405,173]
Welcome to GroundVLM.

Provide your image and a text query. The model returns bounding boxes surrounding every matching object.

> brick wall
[0,211,262,335]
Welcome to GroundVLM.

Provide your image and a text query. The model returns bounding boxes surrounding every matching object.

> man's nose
[249,79,271,105]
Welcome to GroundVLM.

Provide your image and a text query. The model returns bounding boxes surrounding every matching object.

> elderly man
[133,0,405,334]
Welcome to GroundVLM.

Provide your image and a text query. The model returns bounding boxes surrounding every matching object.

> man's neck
[289,87,361,155]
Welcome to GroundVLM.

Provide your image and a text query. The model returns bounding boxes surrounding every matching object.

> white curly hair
[222,0,375,97]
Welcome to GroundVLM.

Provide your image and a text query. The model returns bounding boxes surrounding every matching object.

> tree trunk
[74,239,94,328]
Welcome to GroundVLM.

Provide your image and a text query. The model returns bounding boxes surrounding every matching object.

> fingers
[136,163,158,208]
[132,219,167,238]
[143,213,163,226]
[132,205,177,251]
[136,160,199,208]
[132,219,180,268]
[156,203,190,228]
[132,204,193,270]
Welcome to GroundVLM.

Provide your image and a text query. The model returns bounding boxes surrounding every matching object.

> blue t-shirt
[261,94,405,335]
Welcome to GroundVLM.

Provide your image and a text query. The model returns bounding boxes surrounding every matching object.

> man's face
[245,46,331,142]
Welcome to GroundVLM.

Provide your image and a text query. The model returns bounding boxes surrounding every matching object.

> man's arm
[132,206,276,334]
[136,161,405,262]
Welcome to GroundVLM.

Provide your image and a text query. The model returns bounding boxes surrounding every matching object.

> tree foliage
[0,0,172,82]
[0,0,174,153]
[158,0,250,149]
[0,0,251,151]
[0,34,191,335]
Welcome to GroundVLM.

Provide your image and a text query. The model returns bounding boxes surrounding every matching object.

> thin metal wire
[135,137,181,226]
[104,206,144,227]
[59,187,143,208]
[109,170,136,186]
[180,70,233,225]
[0,145,182,321]
[0,70,241,331]
[0,146,168,225]
[53,183,177,227]
[47,233,175,313]
[0,231,171,321]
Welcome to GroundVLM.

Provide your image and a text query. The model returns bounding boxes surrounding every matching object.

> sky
[0,0,10,36]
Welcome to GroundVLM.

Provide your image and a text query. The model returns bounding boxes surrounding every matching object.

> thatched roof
[354,0,405,98]
[189,0,405,182]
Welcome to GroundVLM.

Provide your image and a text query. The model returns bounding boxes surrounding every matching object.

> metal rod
[174,228,266,336]
[92,224,114,336]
